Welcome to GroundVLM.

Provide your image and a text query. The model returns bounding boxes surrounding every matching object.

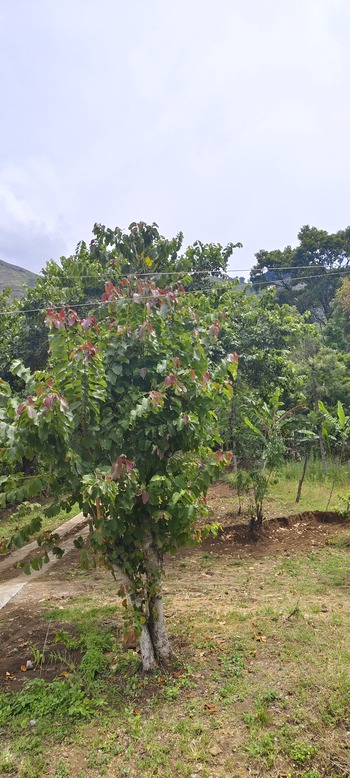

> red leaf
[111,456,123,480]
[164,374,177,388]
[81,317,93,330]
[141,491,149,504]
[140,368,147,379]
[43,394,55,410]
[149,391,164,406]
[125,459,135,474]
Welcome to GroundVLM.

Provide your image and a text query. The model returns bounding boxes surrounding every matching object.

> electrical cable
[0,269,349,317]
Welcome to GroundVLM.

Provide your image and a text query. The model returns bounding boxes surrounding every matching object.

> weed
[259,689,280,705]
[53,762,70,778]
[0,748,16,774]
[0,678,97,728]
[245,732,277,766]
[53,629,82,651]
[288,739,317,765]
[302,771,322,778]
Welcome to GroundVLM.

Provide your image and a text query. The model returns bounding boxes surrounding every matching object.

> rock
[26,660,34,670]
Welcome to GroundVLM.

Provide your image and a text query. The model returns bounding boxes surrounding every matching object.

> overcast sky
[0,0,349,275]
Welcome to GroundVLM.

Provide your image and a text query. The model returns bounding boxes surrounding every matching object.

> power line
[34,263,350,280]
[0,269,349,318]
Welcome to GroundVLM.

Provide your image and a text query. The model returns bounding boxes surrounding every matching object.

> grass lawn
[0,501,80,545]
[0,492,349,777]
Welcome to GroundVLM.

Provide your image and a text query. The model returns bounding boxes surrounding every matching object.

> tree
[325,277,350,353]
[3,222,241,376]
[236,388,302,527]
[292,332,349,470]
[251,225,350,320]
[0,277,236,671]
[209,286,309,455]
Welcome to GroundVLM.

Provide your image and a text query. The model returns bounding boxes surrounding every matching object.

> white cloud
[0,0,349,273]
[0,156,70,270]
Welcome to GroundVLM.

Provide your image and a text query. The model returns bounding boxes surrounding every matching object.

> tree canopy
[251,225,350,320]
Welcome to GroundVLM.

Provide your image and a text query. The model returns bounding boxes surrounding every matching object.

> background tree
[251,225,350,321]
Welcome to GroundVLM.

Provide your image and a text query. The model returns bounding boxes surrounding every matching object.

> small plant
[259,689,280,705]
[49,650,77,673]
[245,732,277,766]
[54,629,82,651]
[226,469,252,514]
[337,489,350,515]
[289,739,317,765]
[241,388,303,527]
[29,643,45,667]
[53,761,71,778]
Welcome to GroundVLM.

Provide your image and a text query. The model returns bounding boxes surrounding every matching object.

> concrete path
[0,513,87,574]
[0,513,89,611]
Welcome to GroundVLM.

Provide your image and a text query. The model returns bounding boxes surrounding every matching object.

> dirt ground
[1,483,349,693]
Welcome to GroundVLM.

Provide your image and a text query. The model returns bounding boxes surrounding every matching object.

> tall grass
[278,458,349,487]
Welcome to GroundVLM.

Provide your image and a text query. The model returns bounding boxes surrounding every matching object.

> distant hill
[0,259,37,298]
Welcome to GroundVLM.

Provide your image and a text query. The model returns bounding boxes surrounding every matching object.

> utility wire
[0,269,349,317]
[34,263,350,280]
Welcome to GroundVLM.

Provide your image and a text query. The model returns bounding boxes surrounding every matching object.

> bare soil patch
[0,607,83,691]
[200,509,349,557]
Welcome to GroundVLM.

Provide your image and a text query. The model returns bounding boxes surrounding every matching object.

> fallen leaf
[133,709,142,716]
[20,665,27,672]
[204,703,217,714]
[256,635,267,643]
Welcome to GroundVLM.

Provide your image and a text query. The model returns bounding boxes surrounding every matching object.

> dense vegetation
[0,221,349,664]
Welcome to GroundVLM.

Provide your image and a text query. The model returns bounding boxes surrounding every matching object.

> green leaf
[337,401,346,430]
[244,417,265,438]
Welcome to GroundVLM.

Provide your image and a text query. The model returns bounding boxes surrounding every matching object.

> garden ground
[0,482,349,777]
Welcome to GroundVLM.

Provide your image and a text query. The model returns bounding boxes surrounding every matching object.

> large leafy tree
[0,277,236,671]
[251,225,350,320]
[3,222,241,376]
[325,277,350,353]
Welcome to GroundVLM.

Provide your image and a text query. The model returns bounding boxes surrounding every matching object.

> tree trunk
[142,530,173,664]
[113,534,172,672]
[296,451,309,503]
[318,426,327,473]
[139,624,157,672]
[148,590,172,662]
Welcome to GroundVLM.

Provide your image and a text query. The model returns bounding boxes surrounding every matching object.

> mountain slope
[0,259,37,298]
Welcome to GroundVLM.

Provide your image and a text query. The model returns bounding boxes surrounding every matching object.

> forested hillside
[0,258,37,298]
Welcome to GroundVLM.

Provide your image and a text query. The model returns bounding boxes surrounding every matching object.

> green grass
[0,501,80,544]
[0,471,349,776]
[224,459,350,517]
[1,526,349,777]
